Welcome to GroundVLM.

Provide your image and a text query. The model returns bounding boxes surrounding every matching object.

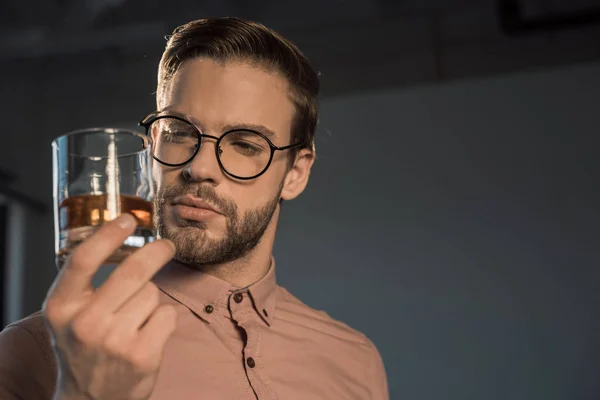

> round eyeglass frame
[139,112,306,180]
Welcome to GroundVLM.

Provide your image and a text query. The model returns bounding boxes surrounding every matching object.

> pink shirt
[0,258,388,399]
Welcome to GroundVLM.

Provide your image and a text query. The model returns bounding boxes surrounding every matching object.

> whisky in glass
[52,128,154,268]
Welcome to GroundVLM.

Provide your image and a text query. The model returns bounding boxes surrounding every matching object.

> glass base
[56,225,154,269]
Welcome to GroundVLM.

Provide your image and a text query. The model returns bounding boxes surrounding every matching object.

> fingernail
[117,213,135,229]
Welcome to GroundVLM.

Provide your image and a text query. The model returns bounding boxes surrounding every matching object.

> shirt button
[204,305,214,314]
[247,357,256,368]
[234,293,243,303]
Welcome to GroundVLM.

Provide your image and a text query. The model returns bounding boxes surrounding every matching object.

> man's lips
[171,195,223,221]
[172,194,221,213]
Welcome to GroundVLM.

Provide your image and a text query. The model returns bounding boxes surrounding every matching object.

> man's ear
[280,146,315,201]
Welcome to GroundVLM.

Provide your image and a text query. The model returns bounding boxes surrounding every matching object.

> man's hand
[42,214,177,400]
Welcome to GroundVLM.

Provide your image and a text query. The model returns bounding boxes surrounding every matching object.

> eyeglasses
[139,112,305,180]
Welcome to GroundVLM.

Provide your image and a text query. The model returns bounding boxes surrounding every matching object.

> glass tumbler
[52,128,154,268]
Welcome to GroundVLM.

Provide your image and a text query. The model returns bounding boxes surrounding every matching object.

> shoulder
[275,286,370,344]
[0,311,57,400]
[274,287,389,398]
[2,311,55,364]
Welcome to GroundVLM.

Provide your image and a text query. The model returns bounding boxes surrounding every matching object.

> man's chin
[171,238,231,267]
[164,222,227,244]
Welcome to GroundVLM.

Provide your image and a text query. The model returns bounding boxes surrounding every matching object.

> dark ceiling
[2,0,600,96]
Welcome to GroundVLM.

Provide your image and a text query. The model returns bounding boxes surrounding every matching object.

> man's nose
[182,136,223,184]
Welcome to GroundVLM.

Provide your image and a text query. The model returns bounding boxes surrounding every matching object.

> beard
[153,181,281,267]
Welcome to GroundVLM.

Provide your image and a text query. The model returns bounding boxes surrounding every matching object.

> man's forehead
[156,59,294,140]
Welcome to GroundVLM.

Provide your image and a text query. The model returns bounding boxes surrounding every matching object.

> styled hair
[157,17,320,156]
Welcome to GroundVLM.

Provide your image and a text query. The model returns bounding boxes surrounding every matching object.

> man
[0,17,388,399]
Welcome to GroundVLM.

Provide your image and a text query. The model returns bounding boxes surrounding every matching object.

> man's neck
[190,248,272,288]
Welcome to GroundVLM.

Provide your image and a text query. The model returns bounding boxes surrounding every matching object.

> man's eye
[231,141,264,155]
[163,130,194,141]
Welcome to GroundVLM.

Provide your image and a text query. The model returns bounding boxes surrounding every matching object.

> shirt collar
[152,257,278,327]
[238,257,277,326]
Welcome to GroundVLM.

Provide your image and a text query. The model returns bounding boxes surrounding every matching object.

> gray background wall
[275,61,600,399]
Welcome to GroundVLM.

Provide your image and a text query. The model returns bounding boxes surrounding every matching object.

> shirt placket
[229,291,278,400]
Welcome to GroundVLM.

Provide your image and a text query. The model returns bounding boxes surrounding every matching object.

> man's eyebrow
[158,109,279,139]
[221,123,277,138]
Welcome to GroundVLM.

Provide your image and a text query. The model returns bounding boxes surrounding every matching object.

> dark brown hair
[157,17,320,157]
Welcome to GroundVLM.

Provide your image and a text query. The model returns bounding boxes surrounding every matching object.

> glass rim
[52,127,152,159]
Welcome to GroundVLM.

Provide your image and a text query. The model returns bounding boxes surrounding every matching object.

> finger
[86,239,175,315]
[108,282,161,340]
[50,213,137,302]
[132,305,178,371]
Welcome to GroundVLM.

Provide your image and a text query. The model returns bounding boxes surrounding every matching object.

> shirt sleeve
[368,340,389,400]
[0,324,57,400]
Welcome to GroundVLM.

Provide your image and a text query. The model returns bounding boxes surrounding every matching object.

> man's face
[153,59,296,266]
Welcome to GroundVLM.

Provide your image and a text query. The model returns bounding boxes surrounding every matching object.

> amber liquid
[57,194,155,267]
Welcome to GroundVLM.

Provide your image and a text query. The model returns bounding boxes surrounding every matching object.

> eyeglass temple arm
[275,141,308,151]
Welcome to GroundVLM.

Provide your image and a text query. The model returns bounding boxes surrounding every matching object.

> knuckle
[70,317,101,345]
[64,250,89,271]
[41,299,63,326]
[128,350,157,373]
[103,333,128,356]
[70,318,90,342]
